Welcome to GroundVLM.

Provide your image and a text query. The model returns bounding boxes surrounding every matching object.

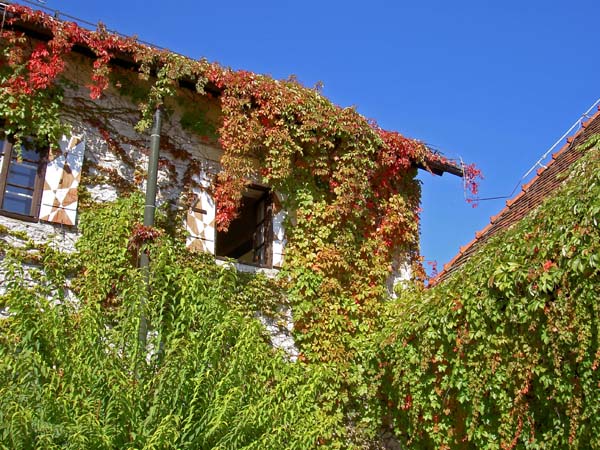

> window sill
[0,210,39,223]
[0,210,78,229]
[215,258,280,277]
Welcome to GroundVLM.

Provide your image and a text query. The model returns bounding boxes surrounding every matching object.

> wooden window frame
[252,190,273,268]
[0,138,48,222]
[215,184,274,268]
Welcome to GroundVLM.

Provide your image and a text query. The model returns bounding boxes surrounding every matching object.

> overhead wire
[1,0,169,52]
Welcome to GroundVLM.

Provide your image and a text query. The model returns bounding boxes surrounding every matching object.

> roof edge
[430,104,600,286]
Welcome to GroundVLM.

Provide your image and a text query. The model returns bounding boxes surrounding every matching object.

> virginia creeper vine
[0,4,479,364]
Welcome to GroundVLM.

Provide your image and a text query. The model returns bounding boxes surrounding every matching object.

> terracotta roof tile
[443,253,461,271]
[475,223,492,239]
[521,179,534,191]
[506,190,525,207]
[432,108,600,285]
[551,143,569,159]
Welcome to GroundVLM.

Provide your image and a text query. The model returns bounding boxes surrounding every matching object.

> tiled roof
[432,105,600,284]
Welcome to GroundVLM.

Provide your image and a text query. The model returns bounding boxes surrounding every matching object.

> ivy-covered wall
[0,47,223,250]
[0,7,484,447]
[0,6,444,385]
[376,139,600,448]
[5,5,598,448]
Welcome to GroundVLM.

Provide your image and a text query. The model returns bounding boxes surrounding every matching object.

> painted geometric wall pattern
[40,135,85,226]
[185,171,216,254]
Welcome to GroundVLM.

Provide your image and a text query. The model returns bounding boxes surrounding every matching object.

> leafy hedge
[0,195,343,449]
[378,140,600,448]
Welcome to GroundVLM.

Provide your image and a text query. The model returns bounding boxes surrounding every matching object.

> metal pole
[138,107,162,352]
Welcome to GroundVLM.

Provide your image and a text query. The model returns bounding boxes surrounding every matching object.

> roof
[432,105,600,284]
[418,154,464,177]
[0,1,464,179]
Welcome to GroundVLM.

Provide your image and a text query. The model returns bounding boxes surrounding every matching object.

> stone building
[1,44,288,270]
[0,3,463,279]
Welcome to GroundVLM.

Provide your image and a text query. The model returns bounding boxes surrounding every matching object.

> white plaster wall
[257,309,298,361]
[386,259,412,297]
[0,53,300,357]
[0,214,78,253]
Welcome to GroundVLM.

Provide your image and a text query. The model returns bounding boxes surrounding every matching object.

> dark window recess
[0,137,47,220]
[216,186,273,267]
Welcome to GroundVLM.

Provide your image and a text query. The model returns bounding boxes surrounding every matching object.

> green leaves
[0,194,343,449]
[377,143,600,448]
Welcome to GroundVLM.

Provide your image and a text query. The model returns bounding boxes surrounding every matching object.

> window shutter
[39,135,85,226]
[272,193,286,268]
[185,171,216,254]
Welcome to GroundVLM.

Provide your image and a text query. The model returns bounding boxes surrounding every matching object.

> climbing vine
[0,194,348,449]
[4,5,597,448]
[0,4,479,365]
[376,141,600,448]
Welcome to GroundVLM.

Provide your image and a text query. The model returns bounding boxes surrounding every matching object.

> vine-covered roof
[0,0,464,178]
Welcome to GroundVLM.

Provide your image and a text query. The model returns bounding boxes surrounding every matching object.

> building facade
[0,3,464,286]
[1,49,287,271]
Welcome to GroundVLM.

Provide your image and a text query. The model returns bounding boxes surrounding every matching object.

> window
[215,185,273,267]
[0,137,47,220]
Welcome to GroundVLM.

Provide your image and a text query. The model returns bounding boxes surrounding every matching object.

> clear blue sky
[24,0,600,271]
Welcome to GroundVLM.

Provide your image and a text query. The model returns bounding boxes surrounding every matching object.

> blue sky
[24,0,600,271]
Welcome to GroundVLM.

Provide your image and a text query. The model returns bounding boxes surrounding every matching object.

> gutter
[138,107,162,351]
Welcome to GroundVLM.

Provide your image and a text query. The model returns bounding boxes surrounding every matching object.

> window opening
[0,137,47,219]
[216,185,273,267]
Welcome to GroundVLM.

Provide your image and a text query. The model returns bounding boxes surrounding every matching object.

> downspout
[138,107,162,352]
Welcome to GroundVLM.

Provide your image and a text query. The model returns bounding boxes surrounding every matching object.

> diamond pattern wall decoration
[39,135,85,226]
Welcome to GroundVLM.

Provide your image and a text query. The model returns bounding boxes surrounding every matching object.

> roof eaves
[417,149,464,177]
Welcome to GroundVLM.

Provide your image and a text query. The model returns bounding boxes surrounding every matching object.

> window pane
[0,140,44,217]
[2,187,33,215]
[18,145,42,163]
[5,184,34,196]
[6,162,37,188]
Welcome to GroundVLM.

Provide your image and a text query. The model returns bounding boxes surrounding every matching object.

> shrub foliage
[0,195,342,449]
